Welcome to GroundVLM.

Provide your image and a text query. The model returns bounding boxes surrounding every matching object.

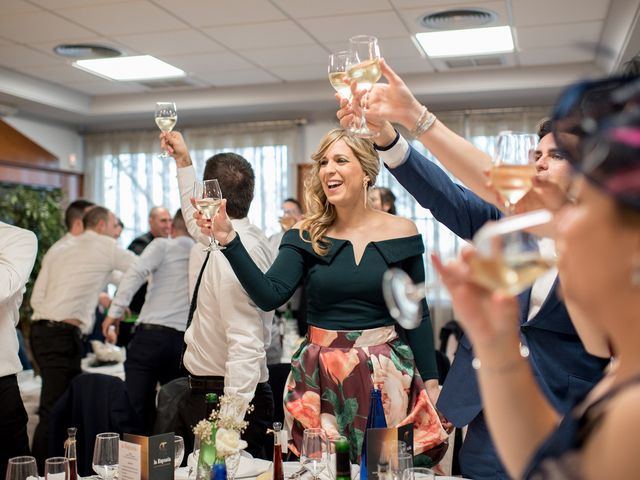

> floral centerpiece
[193,394,254,480]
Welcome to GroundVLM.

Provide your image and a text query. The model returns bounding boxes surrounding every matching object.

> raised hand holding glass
[155,101,177,158]
[346,35,381,138]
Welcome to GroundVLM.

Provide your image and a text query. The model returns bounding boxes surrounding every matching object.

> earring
[632,253,640,287]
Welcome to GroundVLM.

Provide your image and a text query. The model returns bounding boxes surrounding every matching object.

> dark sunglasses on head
[551,75,640,165]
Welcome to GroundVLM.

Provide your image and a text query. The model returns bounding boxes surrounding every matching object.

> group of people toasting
[158,40,640,478]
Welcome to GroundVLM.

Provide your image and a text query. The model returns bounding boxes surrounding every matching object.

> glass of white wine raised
[193,179,224,252]
[346,35,381,138]
[490,131,538,214]
[155,101,177,158]
[328,50,352,101]
[383,210,555,324]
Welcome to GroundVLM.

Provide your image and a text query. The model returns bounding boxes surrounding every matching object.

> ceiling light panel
[72,55,185,81]
[415,25,514,58]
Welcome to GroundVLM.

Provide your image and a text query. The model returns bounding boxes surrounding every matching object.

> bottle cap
[205,393,219,403]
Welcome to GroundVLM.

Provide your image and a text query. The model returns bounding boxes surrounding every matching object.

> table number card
[123,433,175,480]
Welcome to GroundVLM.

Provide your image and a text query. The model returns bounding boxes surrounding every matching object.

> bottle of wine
[360,388,387,480]
[211,462,227,480]
[334,437,351,480]
[64,427,78,480]
[272,422,285,480]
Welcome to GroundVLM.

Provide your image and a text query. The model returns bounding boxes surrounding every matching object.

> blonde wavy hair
[299,128,380,255]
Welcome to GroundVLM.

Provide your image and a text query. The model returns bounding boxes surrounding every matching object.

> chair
[48,373,141,476]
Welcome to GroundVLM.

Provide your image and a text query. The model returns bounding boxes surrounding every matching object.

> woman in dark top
[206,128,448,463]
[434,85,640,479]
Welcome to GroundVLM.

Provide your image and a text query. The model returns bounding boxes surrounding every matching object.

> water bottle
[360,388,387,480]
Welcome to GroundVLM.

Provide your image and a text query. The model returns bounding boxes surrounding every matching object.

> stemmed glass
[328,50,352,102]
[92,432,119,480]
[5,456,38,480]
[155,101,177,158]
[346,35,381,138]
[174,435,185,469]
[193,179,224,251]
[383,209,555,323]
[300,428,329,480]
[490,131,538,214]
[45,457,69,480]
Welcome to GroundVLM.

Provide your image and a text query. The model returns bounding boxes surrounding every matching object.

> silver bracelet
[410,105,437,138]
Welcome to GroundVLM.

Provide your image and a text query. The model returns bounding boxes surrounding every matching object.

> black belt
[35,320,80,332]
[135,323,182,334]
[188,375,225,392]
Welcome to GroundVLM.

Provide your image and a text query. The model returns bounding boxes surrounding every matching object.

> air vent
[53,44,121,59]
[138,78,197,89]
[445,55,505,69]
[418,8,498,30]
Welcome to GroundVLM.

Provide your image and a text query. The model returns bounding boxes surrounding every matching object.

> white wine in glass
[194,179,224,252]
[328,50,352,100]
[155,101,177,158]
[346,35,381,138]
[490,131,538,213]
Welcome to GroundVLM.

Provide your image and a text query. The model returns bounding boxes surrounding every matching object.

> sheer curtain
[85,121,302,247]
[377,106,550,333]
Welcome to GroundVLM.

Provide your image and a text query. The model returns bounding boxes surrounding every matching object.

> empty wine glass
[45,457,69,480]
[328,50,352,101]
[300,428,329,480]
[346,35,381,138]
[5,456,38,480]
[384,209,555,323]
[193,179,224,251]
[174,435,185,469]
[490,131,538,214]
[92,432,119,480]
[402,467,435,480]
[155,101,177,158]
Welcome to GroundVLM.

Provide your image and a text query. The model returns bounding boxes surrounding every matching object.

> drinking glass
[92,432,119,480]
[328,50,352,101]
[45,457,69,480]
[300,428,329,480]
[188,435,200,480]
[402,467,435,480]
[155,101,177,158]
[193,179,224,251]
[346,35,381,138]
[5,456,38,480]
[383,209,555,322]
[490,131,538,214]
[174,435,185,469]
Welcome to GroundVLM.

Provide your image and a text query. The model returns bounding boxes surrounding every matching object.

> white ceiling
[0,0,638,131]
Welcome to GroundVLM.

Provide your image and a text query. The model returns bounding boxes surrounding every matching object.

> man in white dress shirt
[30,206,137,464]
[162,132,275,458]
[0,222,37,477]
[102,209,193,434]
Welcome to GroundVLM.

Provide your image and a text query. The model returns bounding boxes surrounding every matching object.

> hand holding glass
[346,35,381,138]
[193,179,224,251]
[155,101,177,158]
[328,51,352,101]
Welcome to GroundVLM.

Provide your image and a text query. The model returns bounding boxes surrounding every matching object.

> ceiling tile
[389,0,503,7]
[3,0,41,14]
[0,11,95,43]
[240,45,328,68]
[398,1,509,33]
[202,21,317,50]
[29,0,129,7]
[512,0,610,27]
[162,52,256,73]
[516,21,603,50]
[388,57,435,74]
[115,29,226,56]
[272,0,392,19]
[299,12,410,42]
[0,44,61,68]
[519,45,596,66]
[153,0,286,27]
[194,68,280,87]
[273,65,328,82]
[56,1,186,36]
[18,63,106,83]
[64,80,147,95]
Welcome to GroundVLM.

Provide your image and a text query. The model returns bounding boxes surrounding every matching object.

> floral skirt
[283,325,449,465]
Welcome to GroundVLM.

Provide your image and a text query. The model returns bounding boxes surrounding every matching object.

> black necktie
[180,251,211,369]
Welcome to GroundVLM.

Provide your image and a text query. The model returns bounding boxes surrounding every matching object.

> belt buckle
[188,376,193,389]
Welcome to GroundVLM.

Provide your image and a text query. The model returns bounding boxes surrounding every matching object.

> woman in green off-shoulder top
[208,128,448,464]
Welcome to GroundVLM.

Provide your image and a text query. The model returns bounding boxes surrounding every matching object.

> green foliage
[0,184,65,327]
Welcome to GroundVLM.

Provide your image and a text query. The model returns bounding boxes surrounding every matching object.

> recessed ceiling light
[72,55,185,81]
[415,26,514,58]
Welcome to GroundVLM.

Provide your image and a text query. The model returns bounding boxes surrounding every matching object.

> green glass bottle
[335,436,351,480]
[196,393,219,480]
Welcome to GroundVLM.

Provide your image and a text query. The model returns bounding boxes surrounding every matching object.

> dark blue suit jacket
[388,145,609,477]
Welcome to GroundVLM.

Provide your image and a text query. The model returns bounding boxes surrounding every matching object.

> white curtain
[84,121,302,247]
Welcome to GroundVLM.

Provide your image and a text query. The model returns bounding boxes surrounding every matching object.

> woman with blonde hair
[206,128,448,463]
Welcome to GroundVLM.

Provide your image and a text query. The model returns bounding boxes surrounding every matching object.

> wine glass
[328,50,352,101]
[5,456,38,480]
[92,432,119,480]
[174,435,185,469]
[402,467,435,480]
[383,209,555,322]
[193,179,224,252]
[188,435,200,480]
[346,35,381,138]
[490,131,538,214]
[45,457,69,480]
[300,428,329,480]
[155,101,177,158]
